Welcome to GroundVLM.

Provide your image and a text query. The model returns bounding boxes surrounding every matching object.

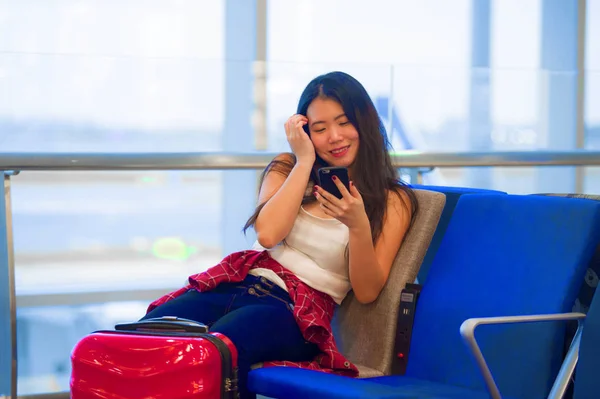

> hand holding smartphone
[317,167,351,199]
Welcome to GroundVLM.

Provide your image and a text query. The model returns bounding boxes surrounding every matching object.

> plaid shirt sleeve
[146,250,359,377]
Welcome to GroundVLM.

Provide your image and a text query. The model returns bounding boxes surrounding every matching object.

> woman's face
[306,97,360,168]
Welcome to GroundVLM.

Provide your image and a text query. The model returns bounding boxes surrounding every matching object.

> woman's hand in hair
[314,179,369,231]
[285,114,315,166]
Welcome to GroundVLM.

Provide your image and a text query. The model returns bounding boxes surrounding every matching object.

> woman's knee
[142,289,230,325]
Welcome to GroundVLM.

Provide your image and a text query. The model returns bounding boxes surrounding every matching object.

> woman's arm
[254,153,313,248]
[254,114,316,248]
[347,191,412,304]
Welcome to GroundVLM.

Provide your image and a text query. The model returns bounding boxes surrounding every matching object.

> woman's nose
[328,127,342,143]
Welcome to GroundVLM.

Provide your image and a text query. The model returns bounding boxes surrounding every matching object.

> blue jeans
[141,275,320,399]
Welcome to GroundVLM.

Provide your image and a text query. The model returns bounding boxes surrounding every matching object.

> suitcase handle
[114,316,209,333]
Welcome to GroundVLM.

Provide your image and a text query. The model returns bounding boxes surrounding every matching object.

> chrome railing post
[406,168,420,185]
[0,171,18,399]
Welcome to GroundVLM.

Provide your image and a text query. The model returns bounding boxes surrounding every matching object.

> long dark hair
[244,71,418,244]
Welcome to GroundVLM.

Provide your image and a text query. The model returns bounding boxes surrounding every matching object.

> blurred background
[0,0,599,394]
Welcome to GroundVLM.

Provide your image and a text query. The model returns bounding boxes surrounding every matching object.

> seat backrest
[407,194,600,399]
[537,194,600,314]
[410,184,506,284]
[537,193,600,379]
[331,189,445,376]
[574,290,600,399]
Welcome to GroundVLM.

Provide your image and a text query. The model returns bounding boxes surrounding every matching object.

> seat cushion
[369,375,519,399]
[248,367,519,399]
[249,367,414,399]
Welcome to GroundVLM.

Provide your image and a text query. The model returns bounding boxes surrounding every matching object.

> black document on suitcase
[392,283,422,375]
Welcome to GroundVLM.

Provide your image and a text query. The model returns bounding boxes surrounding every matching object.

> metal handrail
[1,150,600,171]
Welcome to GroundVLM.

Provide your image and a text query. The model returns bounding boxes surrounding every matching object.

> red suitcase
[70,316,239,399]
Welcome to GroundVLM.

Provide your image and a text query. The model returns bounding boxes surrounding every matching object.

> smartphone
[317,167,350,199]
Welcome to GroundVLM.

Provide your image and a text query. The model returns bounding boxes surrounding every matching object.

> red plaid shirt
[147,249,359,377]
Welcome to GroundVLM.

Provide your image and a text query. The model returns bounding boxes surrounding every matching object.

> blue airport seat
[249,194,600,399]
[573,291,600,399]
[409,184,506,284]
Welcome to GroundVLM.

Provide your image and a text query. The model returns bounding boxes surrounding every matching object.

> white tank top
[250,206,351,304]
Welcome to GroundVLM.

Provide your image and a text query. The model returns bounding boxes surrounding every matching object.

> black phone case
[318,167,350,199]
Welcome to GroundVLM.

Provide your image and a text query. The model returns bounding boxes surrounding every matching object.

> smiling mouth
[330,146,350,156]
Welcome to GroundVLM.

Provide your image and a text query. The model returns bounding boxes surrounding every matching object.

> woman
[142,71,418,398]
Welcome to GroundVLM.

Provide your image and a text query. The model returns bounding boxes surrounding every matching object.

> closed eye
[313,121,350,133]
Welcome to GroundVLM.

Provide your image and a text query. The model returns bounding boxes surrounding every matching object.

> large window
[586,0,600,192]
[266,0,471,154]
[267,0,474,189]
[0,0,224,153]
[1,0,227,394]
